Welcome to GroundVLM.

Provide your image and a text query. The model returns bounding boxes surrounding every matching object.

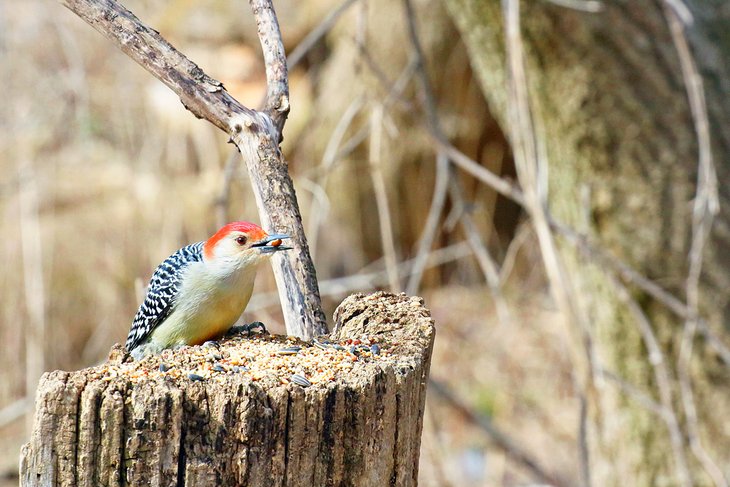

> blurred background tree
[1,0,729,485]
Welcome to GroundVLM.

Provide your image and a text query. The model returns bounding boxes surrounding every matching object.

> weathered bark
[19,292,434,486]
[60,0,327,339]
[444,0,730,485]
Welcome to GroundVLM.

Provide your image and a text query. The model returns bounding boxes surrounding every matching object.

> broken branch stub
[20,292,435,486]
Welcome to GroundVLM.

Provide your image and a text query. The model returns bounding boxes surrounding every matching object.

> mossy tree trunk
[444,1,730,484]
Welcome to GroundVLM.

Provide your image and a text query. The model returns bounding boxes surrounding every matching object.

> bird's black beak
[252,233,292,253]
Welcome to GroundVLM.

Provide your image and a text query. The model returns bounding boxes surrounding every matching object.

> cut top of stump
[84,292,435,391]
[21,292,436,487]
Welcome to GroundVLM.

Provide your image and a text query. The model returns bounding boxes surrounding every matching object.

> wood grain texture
[20,293,435,486]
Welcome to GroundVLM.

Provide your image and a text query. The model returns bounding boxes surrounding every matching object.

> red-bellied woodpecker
[125,221,291,360]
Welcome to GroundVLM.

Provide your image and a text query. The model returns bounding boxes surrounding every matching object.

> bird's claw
[228,321,268,336]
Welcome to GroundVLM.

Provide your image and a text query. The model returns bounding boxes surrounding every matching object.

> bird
[125,221,291,360]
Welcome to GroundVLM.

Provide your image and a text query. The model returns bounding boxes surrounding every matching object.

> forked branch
[61,0,327,338]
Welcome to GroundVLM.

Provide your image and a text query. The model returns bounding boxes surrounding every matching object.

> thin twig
[600,368,665,417]
[0,397,32,429]
[19,162,46,419]
[287,0,359,70]
[498,221,531,285]
[401,0,437,128]
[403,0,510,320]
[555,221,730,367]
[61,0,256,132]
[543,0,603,13]
[664,4,726,486]
[406,152,450,295]
[315,61,417,180]
[299,177,330,262]
[664,0,694,25]
[62,0,328,338]
[448,177,512,325]
[247,241,473,311]
[578,392,591,487]
[435,127,730,370]
[320,241,471,296]
[396,0,451,294]
[349,9,730,370]
[368,104,401,292]
[429,378,571,487]
[434,138,526,206]
[302,59,418,267]
[307,96,365,260]
[503,1,597,482]
[609,274,692,487]
[250,0,290,135]
[327,58,417,167]
[427,100,730,369]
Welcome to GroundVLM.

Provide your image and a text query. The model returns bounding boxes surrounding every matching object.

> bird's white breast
[147,259,259,347]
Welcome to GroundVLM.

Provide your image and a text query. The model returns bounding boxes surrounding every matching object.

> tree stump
[19,292,435,486]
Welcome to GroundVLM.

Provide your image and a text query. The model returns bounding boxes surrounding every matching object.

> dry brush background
[1,0,729,485]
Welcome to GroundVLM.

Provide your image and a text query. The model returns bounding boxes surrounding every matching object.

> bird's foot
[228,321,268,336]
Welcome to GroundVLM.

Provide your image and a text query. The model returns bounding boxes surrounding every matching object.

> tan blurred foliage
[0,0,566,485]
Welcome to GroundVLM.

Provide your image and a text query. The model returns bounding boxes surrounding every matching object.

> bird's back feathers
[125,242,204,352]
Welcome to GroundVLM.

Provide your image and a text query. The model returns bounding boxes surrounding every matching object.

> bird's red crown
[203,221,267,260]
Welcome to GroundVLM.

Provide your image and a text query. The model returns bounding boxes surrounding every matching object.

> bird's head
[203,221,291,266]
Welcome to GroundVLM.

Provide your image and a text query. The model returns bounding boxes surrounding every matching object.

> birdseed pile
[92,331,391,389]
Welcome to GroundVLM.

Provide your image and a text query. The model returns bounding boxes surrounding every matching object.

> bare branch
[600,368,665,417]
[664,0,694,25]
[402,0,438,129]
[406,153,450,295]
[19,162,46,418]
[609,274,692,487]
[434,139,526,206]
[61,0,255,132]
[665,4,726,485]
[368,104,401,292]
[423,120,729,367]
[307,96,365,260]
[499,222,531,285]
[0,397,32,429]
[503,0,597,419]
[247,242,473,311]
[554,220,730,367]
[402,0,510,321]
[61,0,327,338]
[250,0,290,135]
[288,0,359,70]
[542,0,603,13]
[448,177,512,324]
[376,57,730,368]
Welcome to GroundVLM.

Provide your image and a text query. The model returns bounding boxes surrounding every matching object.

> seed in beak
[270,239,282,247]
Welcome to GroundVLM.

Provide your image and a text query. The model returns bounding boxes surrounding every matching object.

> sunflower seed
[277,346,302,355]
[290,374,312,387]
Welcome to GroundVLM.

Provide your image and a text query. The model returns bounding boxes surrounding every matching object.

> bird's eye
[235,236,247,246]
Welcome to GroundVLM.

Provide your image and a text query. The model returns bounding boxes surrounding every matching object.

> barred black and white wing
[125,242,205,352]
